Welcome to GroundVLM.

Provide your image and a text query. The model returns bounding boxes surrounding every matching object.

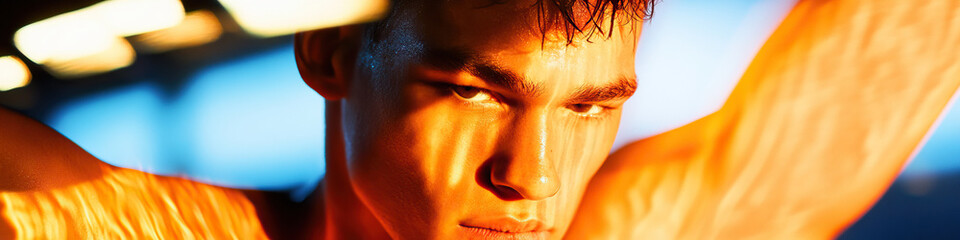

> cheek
[344,86,504,238]
[345,110,441,238]
[341,82,445,237]
[548,113,622,226]
[552,112,622,184]
[359,83,501,187]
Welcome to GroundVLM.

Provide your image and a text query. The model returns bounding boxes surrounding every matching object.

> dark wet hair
[530,0,656,43]
[370,0,657,44]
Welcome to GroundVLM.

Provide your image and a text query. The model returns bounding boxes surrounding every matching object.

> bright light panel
[0,56,32,91]
[15,12,122,64]
[84,0,185,36]
[41,37,136,78]
[219,0,389,37]
[132,10,223,53]
[12,0,181,78]
[14,13,136,78]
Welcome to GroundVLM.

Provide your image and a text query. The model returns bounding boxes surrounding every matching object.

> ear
[294,27,361,100]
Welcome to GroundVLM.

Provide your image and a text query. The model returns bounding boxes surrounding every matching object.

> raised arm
[567,0,960,239]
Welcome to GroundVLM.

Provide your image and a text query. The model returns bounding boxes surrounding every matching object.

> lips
[459,217,551,240]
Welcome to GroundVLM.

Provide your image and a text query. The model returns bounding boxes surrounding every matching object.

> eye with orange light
[567,103,608,117]
[450,85,499,104]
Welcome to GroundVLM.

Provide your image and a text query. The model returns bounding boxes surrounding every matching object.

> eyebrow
[568,76,638,103]
[421,47,637,102]
[422,47,543,96]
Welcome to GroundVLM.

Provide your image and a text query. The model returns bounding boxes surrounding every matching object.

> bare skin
[0,107,107,239]
[2,0,640,239]
[0,107,275,239]
[3,0,959,239]
[567,0,960,238]
[0,108,106,192]
[296,0,639,238]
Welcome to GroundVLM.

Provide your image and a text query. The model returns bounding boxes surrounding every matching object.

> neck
[316,101,392,239]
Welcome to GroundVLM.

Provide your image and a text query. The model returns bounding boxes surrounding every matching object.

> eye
[451,85,496,103]
[569,103,604,115]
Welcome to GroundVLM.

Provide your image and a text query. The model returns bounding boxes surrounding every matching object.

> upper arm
[568,0,960,238]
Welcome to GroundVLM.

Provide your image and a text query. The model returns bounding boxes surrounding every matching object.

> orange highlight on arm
[1,166,268,239]
[568,0,960,238]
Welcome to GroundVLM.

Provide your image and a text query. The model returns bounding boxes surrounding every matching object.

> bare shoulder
[0,107,276,238]
[0,107,110,191]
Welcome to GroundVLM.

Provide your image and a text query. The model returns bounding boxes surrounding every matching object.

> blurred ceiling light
[132,10,223,53]
[219,0,390,37]
[83,0,186,36]
[16,12,119,65]
[0,56,32,91]
[13,0,183,78]
[14,14,136,78]
[41,37,136,78]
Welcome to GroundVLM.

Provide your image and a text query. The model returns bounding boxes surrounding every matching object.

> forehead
[419,0,539,49]
[387,0,640,90]
[416,0,639,51]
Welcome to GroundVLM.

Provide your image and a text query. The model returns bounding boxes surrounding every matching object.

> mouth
[459,217,551,240]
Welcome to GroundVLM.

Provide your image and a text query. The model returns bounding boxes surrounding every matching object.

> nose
[488,109,560,201]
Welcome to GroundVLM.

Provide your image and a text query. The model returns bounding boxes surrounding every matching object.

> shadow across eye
[568,103,603,115]
[451,85,496,103]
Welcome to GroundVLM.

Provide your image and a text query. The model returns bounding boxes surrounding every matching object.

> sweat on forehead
[366,0,654,45]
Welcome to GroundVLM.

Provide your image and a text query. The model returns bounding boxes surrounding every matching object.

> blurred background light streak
[218,0,390,37]
[13,12,135,73]
[81,0,185,37]
[0,56,31,91]
[12,0,186,78]
[131,10,223,53]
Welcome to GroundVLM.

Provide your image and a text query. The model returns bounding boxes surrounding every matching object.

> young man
[1,0,653,239]
[3,0,959,239]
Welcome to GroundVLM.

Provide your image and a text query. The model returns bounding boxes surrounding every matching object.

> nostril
[492,184,524,200]
[476,153,560,201]
[476,157,526,201]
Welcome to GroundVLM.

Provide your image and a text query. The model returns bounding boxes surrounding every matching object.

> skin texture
[1,1,642,239]
[0,107,106,239]
[566,0,960,239]
[0,108,106,192]
[2,0,958,239]
[296,0,641,239]
[0,107,270,239]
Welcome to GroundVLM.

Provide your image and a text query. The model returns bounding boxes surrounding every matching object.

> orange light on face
[0,167,268,239]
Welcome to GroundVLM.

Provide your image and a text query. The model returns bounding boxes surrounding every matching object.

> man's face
[339,1,638,239]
